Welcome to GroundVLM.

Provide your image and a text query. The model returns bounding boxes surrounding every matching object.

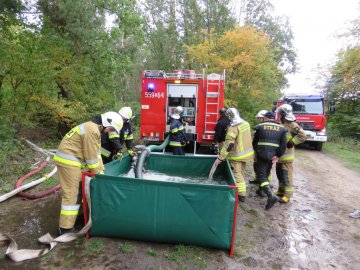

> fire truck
[140,69,225,154]
[274,93,335,151]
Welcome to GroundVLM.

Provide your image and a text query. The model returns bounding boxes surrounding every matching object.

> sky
[271,0,359,94]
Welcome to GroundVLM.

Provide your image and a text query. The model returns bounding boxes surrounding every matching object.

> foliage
[325,12,360,141]
[0,0,144,133]
[185,26,284,124]
[238,0,297,74]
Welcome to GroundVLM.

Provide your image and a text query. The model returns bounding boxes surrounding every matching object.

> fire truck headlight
[147,82,155,92]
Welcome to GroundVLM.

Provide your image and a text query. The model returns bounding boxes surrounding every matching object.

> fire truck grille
[299,122,314,129]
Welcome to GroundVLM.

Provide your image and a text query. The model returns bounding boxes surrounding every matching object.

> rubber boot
[255,188,266,198]
[262,185,279,210]
[238,195,246,203]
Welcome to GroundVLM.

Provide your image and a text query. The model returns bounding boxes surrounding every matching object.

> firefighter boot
[238,195,246,203]
[255,188,266,198]
[262,186,279,210]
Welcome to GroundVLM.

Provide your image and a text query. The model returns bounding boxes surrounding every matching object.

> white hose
[0,166,57,203]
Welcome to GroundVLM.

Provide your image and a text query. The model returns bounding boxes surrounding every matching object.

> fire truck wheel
[315,142,323,151]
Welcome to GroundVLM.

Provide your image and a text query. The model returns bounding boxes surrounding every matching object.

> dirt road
[1,147,359,269]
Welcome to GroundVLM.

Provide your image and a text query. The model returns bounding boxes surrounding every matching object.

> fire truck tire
[315,142,323,151]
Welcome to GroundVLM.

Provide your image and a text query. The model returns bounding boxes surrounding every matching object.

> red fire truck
[140,69,225,153]
[274,93,334,151]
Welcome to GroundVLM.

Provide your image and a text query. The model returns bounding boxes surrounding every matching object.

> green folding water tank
[89,153,238,253]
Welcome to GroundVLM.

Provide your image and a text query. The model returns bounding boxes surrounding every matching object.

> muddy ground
[1,146,360,270]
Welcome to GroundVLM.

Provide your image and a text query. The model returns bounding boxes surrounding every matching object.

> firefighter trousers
[56,164,83,229]
[172,146,185,155]
[254,156,273,187]
[230,160,247,196]
[276,162,294,198]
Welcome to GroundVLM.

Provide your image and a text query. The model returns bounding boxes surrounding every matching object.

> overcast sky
[271,0,359,94]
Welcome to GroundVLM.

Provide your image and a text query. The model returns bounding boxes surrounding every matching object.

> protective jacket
[253,121,287,161]
[214,115,230,143]
[120,121,135,154]
[169,118,186,147]
[279,121,306,163]
[53,121,104,174]
[219,121,254,161]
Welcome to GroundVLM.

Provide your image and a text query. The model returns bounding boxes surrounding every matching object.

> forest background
[0,0,359,161]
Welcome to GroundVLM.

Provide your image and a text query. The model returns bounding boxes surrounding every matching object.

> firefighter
[53,111,123,235]
[169,106,186,155]
[118,107,137,157]
[276,104,306,203]
[215,108,254,202]
[100,107,136,164]
[253,111,287,209]
[212,107,230,154]
[250,109,268,185]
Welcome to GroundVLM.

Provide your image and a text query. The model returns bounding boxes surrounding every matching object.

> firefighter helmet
[256,110,268,118]
[277,104,296,121]
[171,106,184,119]
[101,112,123,133]
[119,107,133,120]
[225,107,243,126]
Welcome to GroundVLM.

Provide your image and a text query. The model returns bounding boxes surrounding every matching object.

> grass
[165,245,208,269]
[119,242,135,253]
[147,248,160,257]
[85,239,104,256]
[323,140,360,173]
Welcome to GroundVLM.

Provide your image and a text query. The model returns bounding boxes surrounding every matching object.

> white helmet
[256,110,268,118]
[119,107,133,120]
[225,107,243,126]
[277,104,295,121]
[171,106,184,119]
[101,112,123,133]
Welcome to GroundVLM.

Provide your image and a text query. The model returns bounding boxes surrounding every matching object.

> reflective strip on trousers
[279,153,294,162]
[260,181,269,187]
[53,151,84,168]
[237,182,246,193]
[60,204,80,216]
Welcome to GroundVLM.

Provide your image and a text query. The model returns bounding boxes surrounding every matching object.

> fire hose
[14,160,60,200]
[0,175,94,262]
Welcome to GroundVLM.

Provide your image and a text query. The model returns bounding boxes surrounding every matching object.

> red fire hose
[14,161,60,200]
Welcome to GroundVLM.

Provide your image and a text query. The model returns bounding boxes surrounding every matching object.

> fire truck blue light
[147,82,155,92]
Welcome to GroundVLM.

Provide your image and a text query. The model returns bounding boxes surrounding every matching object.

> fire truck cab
[140,69,225,154]
[274,93,332,151]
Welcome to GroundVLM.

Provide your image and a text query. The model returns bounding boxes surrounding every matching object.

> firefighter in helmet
[100,107,136,164]
[250,109,272,185]
[53,111,123,235]
[275,104,306,203]
[252,111,287,209]
[212,107,230,154]
[169,106,186,155]
[215,108,254,202]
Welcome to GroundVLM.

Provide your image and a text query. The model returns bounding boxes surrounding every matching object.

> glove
[113,152,123,160]
[128,150,137,156]
[213,144,219,155]
[287,141,294,148]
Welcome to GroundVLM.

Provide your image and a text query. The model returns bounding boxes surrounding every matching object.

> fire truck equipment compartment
[88,154,238,253]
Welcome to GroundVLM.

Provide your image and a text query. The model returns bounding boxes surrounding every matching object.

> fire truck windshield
[286,99,324,115]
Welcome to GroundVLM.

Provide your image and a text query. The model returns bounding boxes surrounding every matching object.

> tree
[238,0,297,75]
[186,26,284,123]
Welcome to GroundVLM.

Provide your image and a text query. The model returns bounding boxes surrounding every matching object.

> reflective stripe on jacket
[169,118,186,147]
[279,121,306,163]
[220,121,254,161]
[53,121,104,173]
